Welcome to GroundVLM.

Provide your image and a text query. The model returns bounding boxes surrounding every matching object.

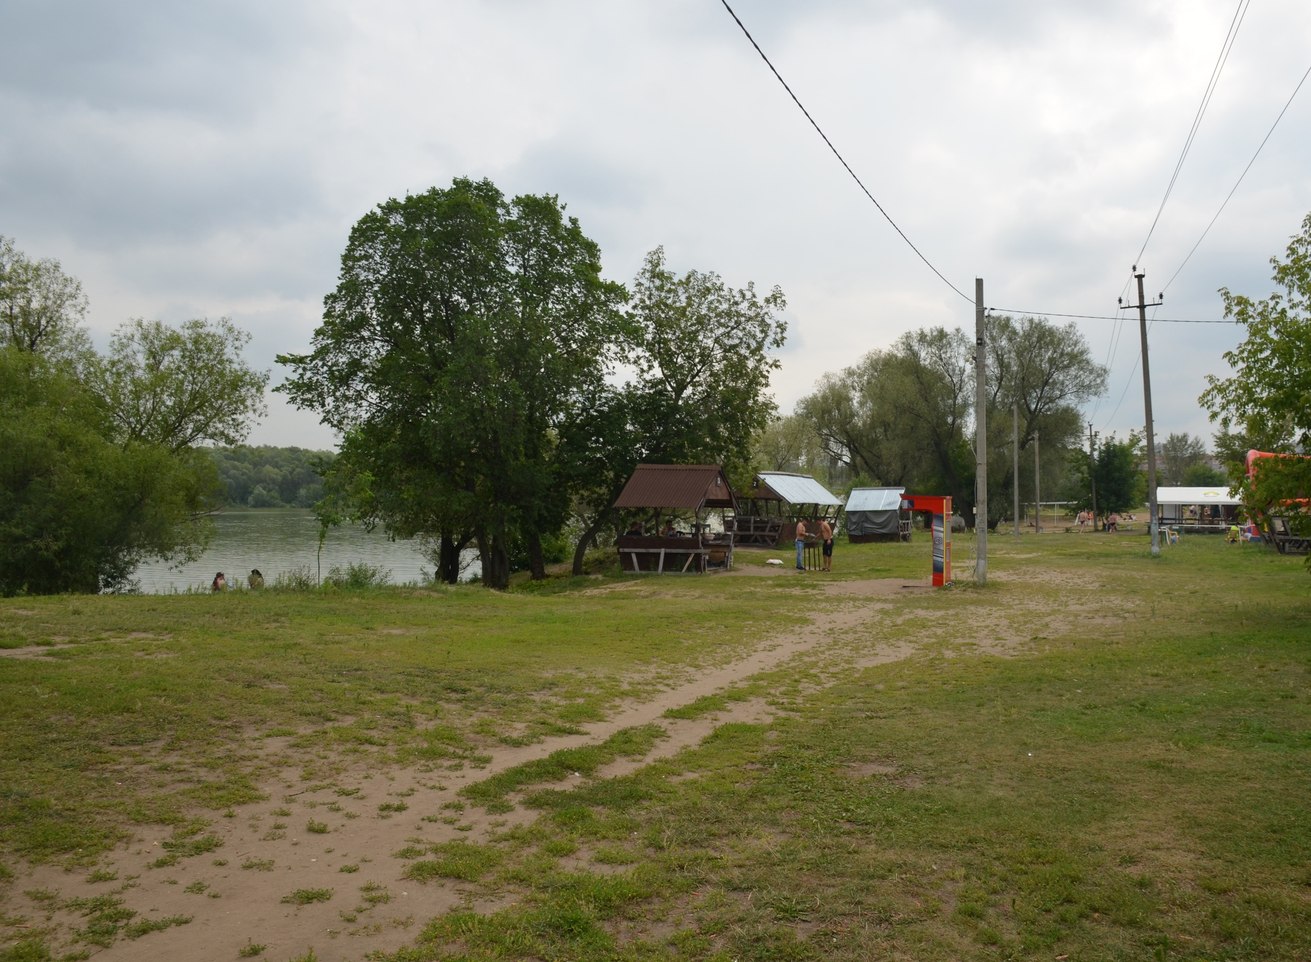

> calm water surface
[132,509,478,593]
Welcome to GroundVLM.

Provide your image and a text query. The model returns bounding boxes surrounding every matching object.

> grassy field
[1,531,1308,961]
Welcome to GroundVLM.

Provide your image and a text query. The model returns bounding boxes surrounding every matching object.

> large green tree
[563,248,787,574]
[1201,211,1311,548]
[278,178,627,589]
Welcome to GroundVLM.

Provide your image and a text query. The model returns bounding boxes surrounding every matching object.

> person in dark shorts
[818,518,834,571]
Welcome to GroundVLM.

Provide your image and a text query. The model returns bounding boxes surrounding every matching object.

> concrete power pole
[1121,270,1164,556]
[975,279,987,585]
[1088,422,1098,529]
[1012,401,1020,537]
[1033,429,1040,534]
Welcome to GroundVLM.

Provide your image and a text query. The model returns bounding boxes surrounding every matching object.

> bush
[270,566,318,591]
[323,562,392,589]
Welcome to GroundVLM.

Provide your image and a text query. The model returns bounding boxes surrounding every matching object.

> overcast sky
[3,0,1308,453]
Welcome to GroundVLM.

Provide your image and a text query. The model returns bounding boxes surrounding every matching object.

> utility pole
[1033,429,1040,534]
[1012,401,1020,537]
[975,279,987,585]
[1120,270,1164,556]
[1088,422,1098,529]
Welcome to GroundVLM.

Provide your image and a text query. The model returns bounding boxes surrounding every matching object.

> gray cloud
[1,0,1307,451]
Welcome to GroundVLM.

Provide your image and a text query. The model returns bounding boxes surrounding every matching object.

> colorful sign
[902,494,953,587]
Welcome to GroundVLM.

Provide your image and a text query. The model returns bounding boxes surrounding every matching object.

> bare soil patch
[3,576,1056,962]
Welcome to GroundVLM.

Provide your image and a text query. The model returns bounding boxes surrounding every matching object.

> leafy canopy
[278,177,627,588]
[0,349,222,594]
[0,234,92,365]
[0,238,269,594]
[797,314,1105,526]
[1202,211,1311,453]
[1201,211,1311,551]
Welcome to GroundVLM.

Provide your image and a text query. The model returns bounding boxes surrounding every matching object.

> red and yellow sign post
[902,494,953,587]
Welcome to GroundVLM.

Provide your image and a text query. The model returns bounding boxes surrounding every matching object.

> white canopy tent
[1154,486,1242,525]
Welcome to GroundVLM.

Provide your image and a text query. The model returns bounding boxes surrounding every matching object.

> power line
[1098,0,1250,423]
[986,307,1235,324]
[717,0,972,304]
[1133,0,1250,268]
[1161,58,1311,295]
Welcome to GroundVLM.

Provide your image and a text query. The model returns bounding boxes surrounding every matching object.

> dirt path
[6,574,955,962]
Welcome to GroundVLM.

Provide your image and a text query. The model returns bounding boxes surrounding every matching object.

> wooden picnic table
[616,535,733,573]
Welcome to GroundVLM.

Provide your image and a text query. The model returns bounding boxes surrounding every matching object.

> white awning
[756,472,843,506]
[1154,486,1241,506]
[846,487,906,512]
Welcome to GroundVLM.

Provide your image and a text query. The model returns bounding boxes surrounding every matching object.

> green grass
[1,532,1308,961]
[280,888,333,906]
[403,840,504,883]
[459,725,666,806]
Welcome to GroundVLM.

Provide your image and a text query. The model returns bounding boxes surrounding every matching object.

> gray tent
[845,487,907,542]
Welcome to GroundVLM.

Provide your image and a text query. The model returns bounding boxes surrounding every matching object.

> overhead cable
[717,0,973,304]
[1133,0,1250,268]
[1161,59,1311,295]
[986,308,1234,324]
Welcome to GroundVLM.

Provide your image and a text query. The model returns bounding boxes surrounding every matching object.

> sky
[3,0,1309,453]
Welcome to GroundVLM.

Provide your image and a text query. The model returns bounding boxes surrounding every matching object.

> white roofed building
[730,472,843,547]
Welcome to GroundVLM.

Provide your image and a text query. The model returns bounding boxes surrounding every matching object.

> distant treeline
[209,445,335,508]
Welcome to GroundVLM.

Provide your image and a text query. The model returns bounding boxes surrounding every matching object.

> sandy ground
[2,569,1003,962]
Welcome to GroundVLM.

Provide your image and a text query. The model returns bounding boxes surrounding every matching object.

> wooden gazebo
[613,464,736,573]
[730,472,843,547]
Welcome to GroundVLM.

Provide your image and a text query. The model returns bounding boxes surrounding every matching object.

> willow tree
[797,315,1104,526]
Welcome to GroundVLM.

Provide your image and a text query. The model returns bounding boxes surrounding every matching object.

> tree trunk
[478,530,511,590]
[527,529,546,581]
[437,529,462,584]
[571,509,614,576]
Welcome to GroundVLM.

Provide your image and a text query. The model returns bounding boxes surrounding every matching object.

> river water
[132,509,479,593]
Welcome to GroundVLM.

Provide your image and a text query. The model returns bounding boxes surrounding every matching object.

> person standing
[819,517,834,571]
[794,519,809,570]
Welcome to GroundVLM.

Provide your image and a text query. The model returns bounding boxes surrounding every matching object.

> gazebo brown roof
[613,464,736,511]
